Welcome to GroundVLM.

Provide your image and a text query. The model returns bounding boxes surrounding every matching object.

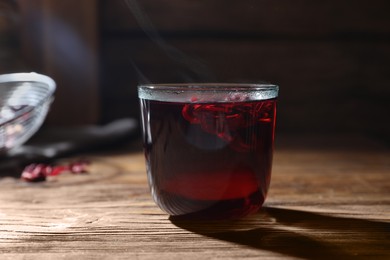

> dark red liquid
[140,98,276,219]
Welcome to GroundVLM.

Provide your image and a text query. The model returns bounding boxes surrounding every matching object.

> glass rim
[138,83,279,102]
[138,83,278,92]
[0,72,56,91]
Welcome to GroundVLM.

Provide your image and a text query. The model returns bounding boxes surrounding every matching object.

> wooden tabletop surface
[0,134,389,259]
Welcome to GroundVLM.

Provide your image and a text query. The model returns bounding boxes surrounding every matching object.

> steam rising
[124,0,215,83]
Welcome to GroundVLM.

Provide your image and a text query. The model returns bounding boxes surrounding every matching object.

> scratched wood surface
[0,134,389,259]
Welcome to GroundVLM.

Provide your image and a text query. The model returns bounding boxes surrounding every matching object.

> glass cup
[138,83,279,219]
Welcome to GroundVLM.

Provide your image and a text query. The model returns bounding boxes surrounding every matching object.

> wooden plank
[101,0,390,36]
[18,0,100,125]
[0,0,23,73]
[17,0,46,71]
[0,134,389,259]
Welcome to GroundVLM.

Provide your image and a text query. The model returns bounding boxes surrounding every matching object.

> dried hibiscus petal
[21,164,50,182]
[21,160,90,182]
[69,160,89,174]
[181,100,275,152]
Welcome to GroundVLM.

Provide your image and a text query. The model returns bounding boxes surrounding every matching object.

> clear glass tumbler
[138,83,279,219]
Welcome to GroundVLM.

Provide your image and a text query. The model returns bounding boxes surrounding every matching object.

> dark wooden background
[99,0,390,141]
[2,0,389,142]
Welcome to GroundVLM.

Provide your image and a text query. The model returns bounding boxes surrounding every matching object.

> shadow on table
[170,207,390,259]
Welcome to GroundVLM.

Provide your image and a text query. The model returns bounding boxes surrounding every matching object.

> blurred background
[1,0,389,144]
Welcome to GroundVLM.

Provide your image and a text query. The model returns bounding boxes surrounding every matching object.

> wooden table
[0,134,389,259]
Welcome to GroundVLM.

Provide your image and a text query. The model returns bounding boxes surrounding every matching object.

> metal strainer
[0,73,56,153]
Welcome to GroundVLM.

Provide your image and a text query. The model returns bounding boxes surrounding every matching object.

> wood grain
[0,135,389,259]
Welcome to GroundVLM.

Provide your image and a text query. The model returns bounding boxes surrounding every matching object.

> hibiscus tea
[138,84,278,219]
